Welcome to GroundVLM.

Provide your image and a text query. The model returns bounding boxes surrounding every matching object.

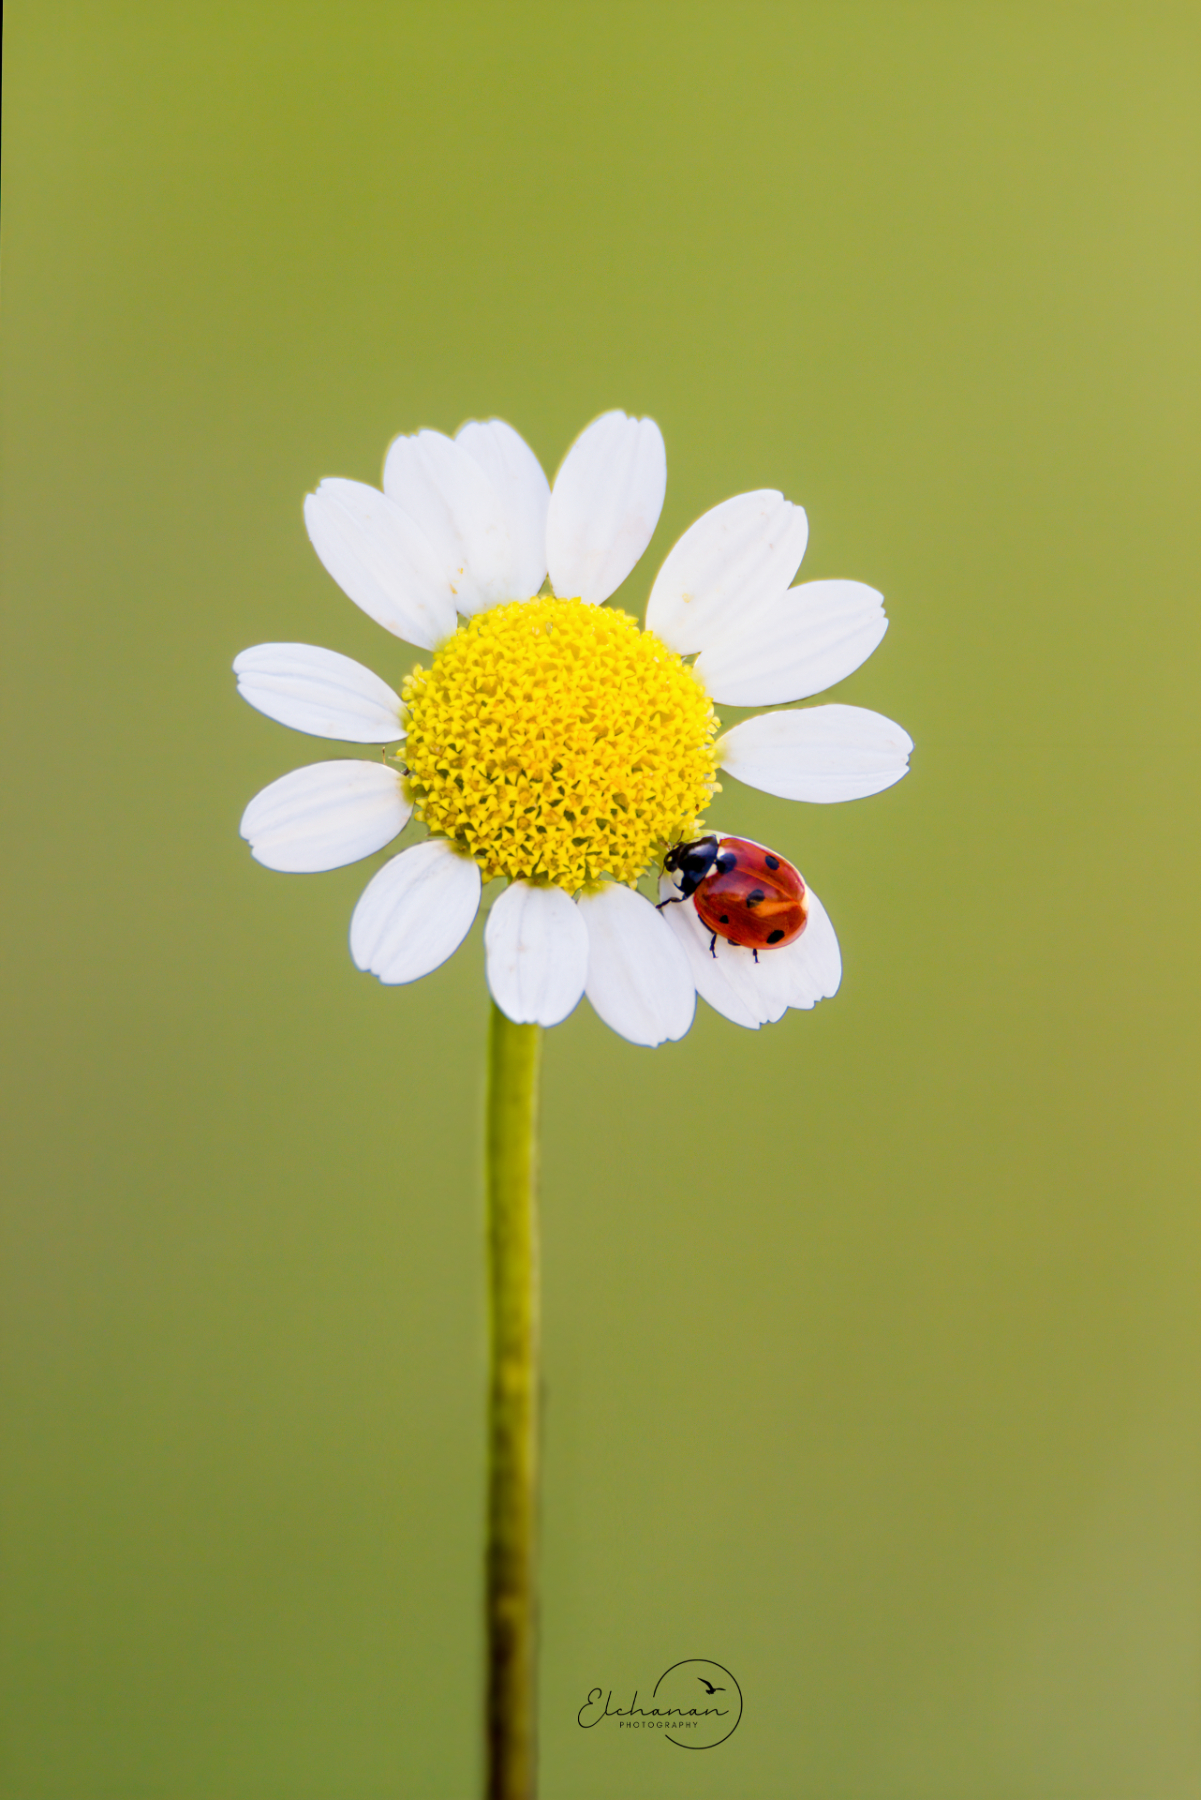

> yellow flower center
[401,596,719,890]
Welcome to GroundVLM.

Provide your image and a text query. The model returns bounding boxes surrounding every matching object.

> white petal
[657,873,841,1022]
[770,886,842,1008]
[657,880,764,1029]
[695,579,888,705]
[382,428,519,614]
[577,882,695,1046]
[719,704,913,803]
[233,643,405,743]
[485,882,589,1027]
[304,479,458,649]
[645,491,809,655]
[456,419,550,599]
[546,411,666,604]
[240,762,411,873]
[349,838,481,985]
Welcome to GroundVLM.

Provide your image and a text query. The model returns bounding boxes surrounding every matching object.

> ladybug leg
[654,893,684,911]
[709,931,718,958]
[752,948,759,963]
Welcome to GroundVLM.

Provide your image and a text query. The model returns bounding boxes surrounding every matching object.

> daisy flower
[235,411,912,1045]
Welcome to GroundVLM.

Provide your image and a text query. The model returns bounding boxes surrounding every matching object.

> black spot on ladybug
[716,852,738,873]
[746,888,766,907]
[718,913,730,924]
[767,929,785,944]
[765,854,780,870]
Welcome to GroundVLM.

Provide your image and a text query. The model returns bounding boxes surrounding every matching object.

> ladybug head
[663,834,719,900]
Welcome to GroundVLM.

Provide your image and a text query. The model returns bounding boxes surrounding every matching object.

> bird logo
[698,1675,726,1695]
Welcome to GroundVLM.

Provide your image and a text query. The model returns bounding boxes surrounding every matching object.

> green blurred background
[3,4,1199,1795]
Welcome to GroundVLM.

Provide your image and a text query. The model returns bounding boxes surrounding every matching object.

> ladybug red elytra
[659,834,808,959]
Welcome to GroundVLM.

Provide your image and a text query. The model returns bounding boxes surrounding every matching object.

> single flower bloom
[235,412,912,1044]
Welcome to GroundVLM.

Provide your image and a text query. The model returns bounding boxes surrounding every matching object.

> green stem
[484,1003,542,1800]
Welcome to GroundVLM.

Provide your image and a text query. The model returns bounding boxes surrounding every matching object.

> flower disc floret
[401,596,719,889]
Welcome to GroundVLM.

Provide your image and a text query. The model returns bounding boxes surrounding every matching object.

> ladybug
[659,835,808,959]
